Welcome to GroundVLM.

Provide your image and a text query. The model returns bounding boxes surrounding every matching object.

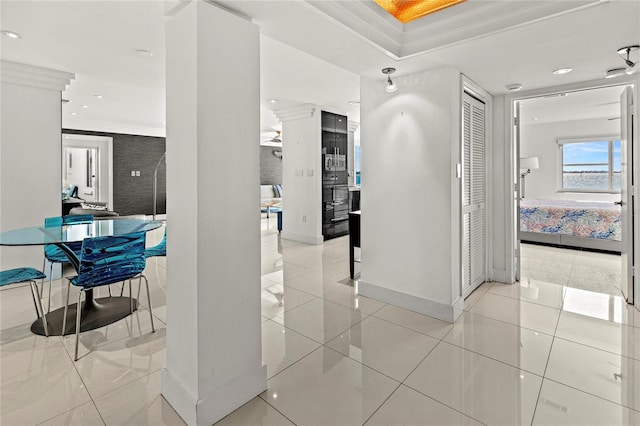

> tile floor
[1,219,639,425]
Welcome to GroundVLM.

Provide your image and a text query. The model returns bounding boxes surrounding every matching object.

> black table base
[31,296,139,336]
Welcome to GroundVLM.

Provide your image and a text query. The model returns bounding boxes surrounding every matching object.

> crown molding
[348,121,360,132]
[274,104,316,122]
[1,60,74,91]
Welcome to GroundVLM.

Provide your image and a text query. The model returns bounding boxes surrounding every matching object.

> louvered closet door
[462,92,486,297]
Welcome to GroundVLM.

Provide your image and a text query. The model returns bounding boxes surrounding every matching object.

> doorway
[62,134,113,209]
[512,83,635,302]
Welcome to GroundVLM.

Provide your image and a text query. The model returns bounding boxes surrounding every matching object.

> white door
[462,92,487,297]
[620,86,635,303]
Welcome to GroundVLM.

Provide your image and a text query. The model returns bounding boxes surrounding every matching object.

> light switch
[306,169,314,176]
[136,171,141,176]
[131,171,135,176]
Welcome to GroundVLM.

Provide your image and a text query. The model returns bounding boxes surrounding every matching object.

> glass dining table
[0,218,162,336]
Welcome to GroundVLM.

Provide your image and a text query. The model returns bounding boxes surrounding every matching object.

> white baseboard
[491,268,507,283]
[281,231,323,245]
[359,280,463,323]
[162,364,267,426]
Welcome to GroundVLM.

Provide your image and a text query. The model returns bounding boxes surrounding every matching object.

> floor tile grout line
[360,382,403,426]
[552,334,640,364]
[462,307,557,337]
[542,376,640,414]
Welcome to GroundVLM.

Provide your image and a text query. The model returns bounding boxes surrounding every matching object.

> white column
[0,61,74,269]
[275,104,323,245]
[162,2,265,425]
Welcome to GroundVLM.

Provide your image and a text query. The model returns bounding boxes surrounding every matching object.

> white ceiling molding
[1,60,74,91]
[274,104,316,122]
[305,0,602,59]
[348,121,360,132]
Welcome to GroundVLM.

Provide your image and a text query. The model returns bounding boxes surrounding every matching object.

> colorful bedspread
[520,199,621,241]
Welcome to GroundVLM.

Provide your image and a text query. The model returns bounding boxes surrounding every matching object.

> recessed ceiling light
[348,100,360,105]
[62,99,71,104]
[70,112,77,116]
[552,68,572,75]
[268,99,278,104]
[506,84,523,91]
[532,117,539,121]
[93,94,103,99]
[2,30,21,39]
[81,105,89,109]
[135,49,154,57]
[605,68,626,79]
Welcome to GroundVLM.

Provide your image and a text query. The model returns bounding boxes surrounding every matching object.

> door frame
[504,77,639,306]
[62,133,114,209]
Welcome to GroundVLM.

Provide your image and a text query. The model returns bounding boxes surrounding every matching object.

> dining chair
[0,267,49,336]
[62,231,155,360]
[43,214,94,313]
[145,227,166,258]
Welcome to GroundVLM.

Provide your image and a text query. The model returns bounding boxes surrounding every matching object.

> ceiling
[1,0,638,138]
[519,84,630,125]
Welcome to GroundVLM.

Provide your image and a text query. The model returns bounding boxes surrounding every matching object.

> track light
[381,68,398,93]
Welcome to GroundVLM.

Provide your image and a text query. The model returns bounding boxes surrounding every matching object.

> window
[558,137,621,193]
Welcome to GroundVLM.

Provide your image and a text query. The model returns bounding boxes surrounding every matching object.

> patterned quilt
[520,199,621,241]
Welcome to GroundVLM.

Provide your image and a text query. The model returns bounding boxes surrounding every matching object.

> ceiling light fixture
[348,100,360,105]
[1,30,21,39]
[93,94,103,99]
[81,105,89,109]
[374,0,467,24]
[506,84,523,91]
[70,112,77,116]
[617,45,639,75]
[605,68,627,79]
[268,99,278,104]
[552,68,572,75]
[381,67,398,93]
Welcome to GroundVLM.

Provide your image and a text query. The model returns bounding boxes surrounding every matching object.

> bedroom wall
[520,117,620,202]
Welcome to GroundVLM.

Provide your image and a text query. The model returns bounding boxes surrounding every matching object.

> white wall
[490,95,509,283]
[279,106,322,244]
[359,67,463,323]
[0,62,73,270]
[521,118,620,202]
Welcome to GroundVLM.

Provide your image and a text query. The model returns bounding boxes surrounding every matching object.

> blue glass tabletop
[0,219,162,246]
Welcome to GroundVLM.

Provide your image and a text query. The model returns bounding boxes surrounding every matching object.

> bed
[519,199,621,252]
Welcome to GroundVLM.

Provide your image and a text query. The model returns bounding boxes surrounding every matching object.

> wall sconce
[520,156,539,198]
[381,68,398,93]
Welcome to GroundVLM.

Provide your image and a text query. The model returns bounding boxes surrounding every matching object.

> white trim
[1,60,74,91]
[359,279,464,323]
[281,231,323,245]
[274,104,316,122]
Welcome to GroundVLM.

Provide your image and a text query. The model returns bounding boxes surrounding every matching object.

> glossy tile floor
[2,219,640,425]
[520,243,622,296]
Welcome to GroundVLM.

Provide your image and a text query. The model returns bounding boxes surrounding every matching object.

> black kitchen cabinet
[322,111,349,240]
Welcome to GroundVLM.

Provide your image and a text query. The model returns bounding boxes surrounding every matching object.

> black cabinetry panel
[322,111,349,240]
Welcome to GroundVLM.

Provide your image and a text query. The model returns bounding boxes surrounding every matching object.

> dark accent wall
[63,129,166,216]
[260,146,282,185]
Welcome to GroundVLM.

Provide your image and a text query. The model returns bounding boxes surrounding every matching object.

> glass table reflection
[0,219,162,336]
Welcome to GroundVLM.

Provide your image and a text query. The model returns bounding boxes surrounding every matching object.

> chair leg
[75,290,82,361]
[62,280,71,335]
[129,280,133,313]
[30,281,49,337]
[108,286,112,297]
[30,281,41,319]
[44,261,54,313]
[142,275,155,333]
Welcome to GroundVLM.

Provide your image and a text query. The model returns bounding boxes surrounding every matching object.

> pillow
[273,184,283,198]
[81,202,108,211]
